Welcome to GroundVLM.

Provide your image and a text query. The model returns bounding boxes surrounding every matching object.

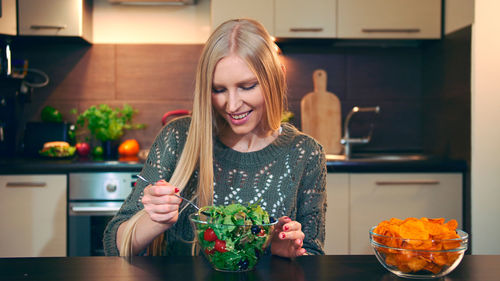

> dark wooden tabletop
[0,255,498,281]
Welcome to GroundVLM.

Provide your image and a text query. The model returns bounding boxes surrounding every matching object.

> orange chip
[407,256,427,272]
[399,219,429,240]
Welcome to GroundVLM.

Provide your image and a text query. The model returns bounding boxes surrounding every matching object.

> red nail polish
[174,187,179,193]
[281,233,286,239]
[284,225,289,231]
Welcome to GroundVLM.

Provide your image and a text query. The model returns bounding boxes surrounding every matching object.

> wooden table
[0,255,498,281]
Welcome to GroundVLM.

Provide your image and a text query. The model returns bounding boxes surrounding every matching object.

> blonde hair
[119,18,286,256]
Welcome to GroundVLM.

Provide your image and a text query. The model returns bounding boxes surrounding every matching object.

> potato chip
[373,217,462,274]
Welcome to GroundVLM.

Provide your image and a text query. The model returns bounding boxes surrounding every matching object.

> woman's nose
[226,90,242,112]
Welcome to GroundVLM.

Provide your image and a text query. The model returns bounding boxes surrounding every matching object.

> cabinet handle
[30,25,67,30]
[289,27,324,32]
[362,28,421,33]
[71,206,121,213]
[6,182,47,187]
[375,180,440,185]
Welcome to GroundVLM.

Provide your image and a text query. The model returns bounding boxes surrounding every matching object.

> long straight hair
[119,18,286,256]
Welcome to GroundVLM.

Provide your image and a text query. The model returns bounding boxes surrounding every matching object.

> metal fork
[136,174,206,214]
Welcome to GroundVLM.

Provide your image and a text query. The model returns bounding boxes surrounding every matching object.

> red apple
[76,142,91,157]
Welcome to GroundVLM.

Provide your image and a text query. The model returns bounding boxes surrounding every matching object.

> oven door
[68,201,123,256]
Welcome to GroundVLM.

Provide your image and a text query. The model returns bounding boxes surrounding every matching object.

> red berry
[214,239,227,253]
[203,228,217,242]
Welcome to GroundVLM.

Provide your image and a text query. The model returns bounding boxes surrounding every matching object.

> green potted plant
[72,104,145,158]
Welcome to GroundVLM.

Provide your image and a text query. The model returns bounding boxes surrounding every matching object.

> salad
[192,203,277,271]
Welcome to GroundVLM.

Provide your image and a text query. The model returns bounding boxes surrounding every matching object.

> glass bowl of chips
[369,218,468,279]
[189,203,277,272]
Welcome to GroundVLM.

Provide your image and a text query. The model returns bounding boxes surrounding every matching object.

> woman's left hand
[271,216,307,258]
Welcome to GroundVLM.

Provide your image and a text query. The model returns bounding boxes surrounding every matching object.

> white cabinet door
[444,0,474,35]
[275,0,336,38]
[324,173,349,254]
[0,0,17,35]
[337,0,441,39]
[349,173,462,254]
[211,0,274,35]
[0,175,67,257]
[18,0,92,41]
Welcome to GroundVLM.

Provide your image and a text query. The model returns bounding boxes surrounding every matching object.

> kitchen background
[3,0,497,256]
[9,1,470,162]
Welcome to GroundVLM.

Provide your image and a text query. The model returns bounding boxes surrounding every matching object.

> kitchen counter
[0,255,496,281]
[0,154,467,174]
[326,155,467,173]
[0,157,144,174]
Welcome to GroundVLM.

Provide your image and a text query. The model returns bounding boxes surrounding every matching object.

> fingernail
[281,233,286,239]
[174,187,179,193]
[284,225,289,231]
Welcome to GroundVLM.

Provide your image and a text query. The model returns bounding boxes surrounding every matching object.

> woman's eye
[241,83,258,91]
[212,87,225,94]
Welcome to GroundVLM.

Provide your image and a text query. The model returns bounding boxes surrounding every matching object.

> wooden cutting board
[300,69,342,155]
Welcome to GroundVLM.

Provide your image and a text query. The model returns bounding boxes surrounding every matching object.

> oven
[68,172,137,256]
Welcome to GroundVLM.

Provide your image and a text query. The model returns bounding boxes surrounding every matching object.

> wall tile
[281,53,346,100]
[115,45,203,101]
[346,48,422,100]
[340,100,422,153]
[50,45,116,101]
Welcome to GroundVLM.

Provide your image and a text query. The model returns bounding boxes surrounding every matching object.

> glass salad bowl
[189,205,277,272]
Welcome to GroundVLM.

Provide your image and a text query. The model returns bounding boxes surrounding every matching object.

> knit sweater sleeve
[102,117,189,256]
[296,137,327,255]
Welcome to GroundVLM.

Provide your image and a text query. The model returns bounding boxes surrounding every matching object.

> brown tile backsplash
[9,33,470,157]
[115,45,202,101]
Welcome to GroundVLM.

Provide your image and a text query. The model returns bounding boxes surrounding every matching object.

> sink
[326,153,431,162]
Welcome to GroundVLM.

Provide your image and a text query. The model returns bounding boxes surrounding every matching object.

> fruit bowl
[369,226,468,279]
[189,212,277,272]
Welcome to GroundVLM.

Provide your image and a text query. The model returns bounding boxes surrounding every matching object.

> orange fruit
[118,139,140,156]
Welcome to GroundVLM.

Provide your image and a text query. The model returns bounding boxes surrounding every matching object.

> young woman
[103,18,327,258]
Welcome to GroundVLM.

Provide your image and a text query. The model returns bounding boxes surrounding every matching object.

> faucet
[340,106,380,159]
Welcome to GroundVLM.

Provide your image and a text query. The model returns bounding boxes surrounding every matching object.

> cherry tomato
[204,248,215,255]
[257,228,266,237]
[203,228,217,242]
[214,239,227,253]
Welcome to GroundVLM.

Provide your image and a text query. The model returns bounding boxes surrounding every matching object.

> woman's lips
[228,110,252,125]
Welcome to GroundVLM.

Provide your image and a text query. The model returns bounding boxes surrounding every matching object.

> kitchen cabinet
[324,173,349,255]
[324,172,462,255]
[444,0,474,35]
[0,174,67,257]
[0,0,17,35]
[274,0,336,38]
[212,0,441,40]
[17,0,92,42]
[337,0,442,39]
[210,0,274,36]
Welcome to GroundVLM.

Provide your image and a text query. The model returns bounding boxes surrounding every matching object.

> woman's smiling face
[211,54,267,138]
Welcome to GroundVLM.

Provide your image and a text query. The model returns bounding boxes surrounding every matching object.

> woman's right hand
[141,180,182,225]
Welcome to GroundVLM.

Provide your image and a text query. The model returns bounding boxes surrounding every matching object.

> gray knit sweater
[103,117,327,256]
